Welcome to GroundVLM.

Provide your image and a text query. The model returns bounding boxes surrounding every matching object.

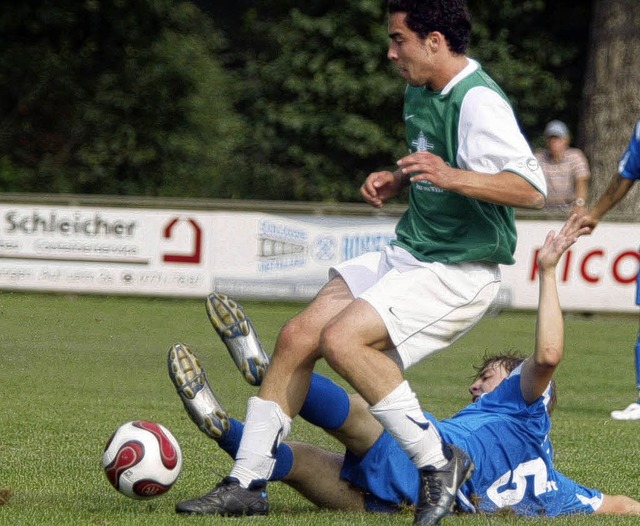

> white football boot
[168,342,230,439]
[610,401,640,420]
[205,292,270,386]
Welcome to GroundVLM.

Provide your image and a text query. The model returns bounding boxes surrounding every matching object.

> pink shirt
[535,148,590,207]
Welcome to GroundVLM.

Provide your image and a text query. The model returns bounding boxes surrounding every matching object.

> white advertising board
[501,220,639,312]
[0,206,212,296]
[211,213,397,299]
[0,203,637,312]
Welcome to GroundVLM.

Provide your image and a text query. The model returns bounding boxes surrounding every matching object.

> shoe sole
[611,413,640,420]
[205,292,270,386]
[168,342,230,439]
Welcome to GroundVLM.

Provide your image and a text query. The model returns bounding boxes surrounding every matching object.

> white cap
[544,120,569,138]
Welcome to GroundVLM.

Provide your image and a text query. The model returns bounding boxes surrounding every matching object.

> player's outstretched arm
[581,173,636,230]
[520,214,591,403]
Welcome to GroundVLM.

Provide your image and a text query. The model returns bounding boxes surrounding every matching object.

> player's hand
[578,213,599,231]
[537,214,592,271]
[396,151,454,188]
[360,170,403,208]
[571,205,599,232]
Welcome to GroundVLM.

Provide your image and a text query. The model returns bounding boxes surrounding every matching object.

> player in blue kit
[582,119,640,420]
[169,215,640,517]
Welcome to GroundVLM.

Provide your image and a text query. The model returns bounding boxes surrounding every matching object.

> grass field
[1,291,639,526]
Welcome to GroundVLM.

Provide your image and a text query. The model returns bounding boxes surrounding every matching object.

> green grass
[0,291,639,526]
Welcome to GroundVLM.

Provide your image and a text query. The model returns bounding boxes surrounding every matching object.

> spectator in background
[536,120,591,215]
[581,118,640,420]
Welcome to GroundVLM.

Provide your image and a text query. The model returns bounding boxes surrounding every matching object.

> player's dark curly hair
[387,0,471,55]
[472,351,558,416]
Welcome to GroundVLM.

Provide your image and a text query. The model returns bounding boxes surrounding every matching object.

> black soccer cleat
[414,444,474,526]
[175,477,269,516]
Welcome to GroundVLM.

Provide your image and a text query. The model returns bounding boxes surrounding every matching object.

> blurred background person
[536,120,591,215]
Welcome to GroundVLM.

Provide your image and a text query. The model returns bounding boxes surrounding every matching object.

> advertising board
[0,203,637,312]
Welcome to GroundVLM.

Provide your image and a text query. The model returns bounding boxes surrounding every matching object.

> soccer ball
[102,420,182,499]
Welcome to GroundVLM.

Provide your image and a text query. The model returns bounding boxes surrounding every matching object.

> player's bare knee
[318,322,344,369]
[276,316,321,360]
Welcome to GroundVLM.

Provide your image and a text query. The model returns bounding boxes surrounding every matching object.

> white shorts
[329,245,501,369]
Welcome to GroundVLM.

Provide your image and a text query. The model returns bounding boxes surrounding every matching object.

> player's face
[387,12,435,87]
[468,363,509,402]
[547,136,569,157]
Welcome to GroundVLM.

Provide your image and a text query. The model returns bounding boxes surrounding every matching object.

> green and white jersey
[393,59,546,265]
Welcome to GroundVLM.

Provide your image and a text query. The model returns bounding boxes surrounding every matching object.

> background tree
[469,0,590,141]
[0,0,598,202]
[580,0,640,215]
[202,0,591,201]
[202,0,406,202]
[0,0,248,197]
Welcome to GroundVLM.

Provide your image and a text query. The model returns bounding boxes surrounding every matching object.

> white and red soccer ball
[102,420,182,499]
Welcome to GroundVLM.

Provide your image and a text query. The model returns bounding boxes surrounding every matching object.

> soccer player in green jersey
[176,2,547,525]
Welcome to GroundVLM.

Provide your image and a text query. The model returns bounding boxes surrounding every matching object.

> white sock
[369,380,447,469]
[230,396,292,488]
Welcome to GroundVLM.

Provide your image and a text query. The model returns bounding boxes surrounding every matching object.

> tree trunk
[580,0,640,217]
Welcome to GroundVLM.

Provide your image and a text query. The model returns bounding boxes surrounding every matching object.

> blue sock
[270,442,294,481]
[299,372,350,430]
[216,417,294,481]
[271,373,349,479]
[215,372,349,481]
[217,418,244,459]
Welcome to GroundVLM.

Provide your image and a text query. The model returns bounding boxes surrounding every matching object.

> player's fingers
[399,162,426,175]
[397,151,429,165]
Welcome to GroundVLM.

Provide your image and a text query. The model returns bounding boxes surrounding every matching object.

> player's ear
[426,31,444,52]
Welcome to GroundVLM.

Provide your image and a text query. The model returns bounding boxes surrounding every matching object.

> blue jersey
[340,365,602,516]
[618,120,640,304]
[439,365,602,515]
[619,120,640,181]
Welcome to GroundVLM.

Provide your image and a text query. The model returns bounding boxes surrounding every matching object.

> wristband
[574,198,585,206]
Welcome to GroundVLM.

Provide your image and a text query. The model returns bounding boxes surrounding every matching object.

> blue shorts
[340,431,419,512]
